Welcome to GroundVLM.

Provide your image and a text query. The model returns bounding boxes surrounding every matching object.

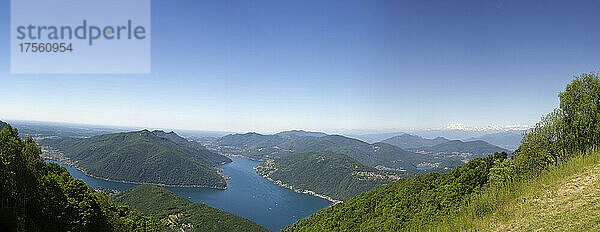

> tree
[559,72,600,151]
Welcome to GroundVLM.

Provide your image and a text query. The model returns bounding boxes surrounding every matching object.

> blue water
[48,157,330,231]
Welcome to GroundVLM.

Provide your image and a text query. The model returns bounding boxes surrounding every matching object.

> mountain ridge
[218,133,420,171]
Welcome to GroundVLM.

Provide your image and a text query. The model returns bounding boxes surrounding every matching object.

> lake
[49,157,331,231]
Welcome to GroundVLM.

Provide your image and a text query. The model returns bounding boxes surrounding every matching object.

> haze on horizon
[1,1,599,133]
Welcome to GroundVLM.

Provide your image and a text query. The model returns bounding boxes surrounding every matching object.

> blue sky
[0,0,599,133]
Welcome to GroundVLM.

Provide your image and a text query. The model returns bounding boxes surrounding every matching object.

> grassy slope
[435,150,600,231]
[114,184,270,232]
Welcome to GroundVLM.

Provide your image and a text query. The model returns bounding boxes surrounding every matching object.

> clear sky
[1,0,599,133]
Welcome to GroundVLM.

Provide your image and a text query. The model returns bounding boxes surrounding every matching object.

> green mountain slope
[422,140,509,155]
[481,153,600,231]
[39,130,230,188]
[435,150,600,231]
[0,120,6,130]
[284,153,507,231]
[255,152,400,201]
[0,124,166,232]
[114,184,270,232]
[381,134,449,149]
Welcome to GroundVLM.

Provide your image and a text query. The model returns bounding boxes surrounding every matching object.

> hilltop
[39,130,231,188]
[274,130,328,138]
[255,152,400,201]
[114,184,270,232]
[380,134,449,149]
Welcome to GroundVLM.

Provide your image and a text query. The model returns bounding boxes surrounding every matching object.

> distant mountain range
[465,131,524,150]
[214,131,500,172]
[381,134,449,150]
[421,140,509,154]
[39,130,231,188]
[0,120,6,130]
[218,132,420,171]
[114,184,269,232]
[344,128,526,151]
[255,152,399,201]
[380,134,508,155]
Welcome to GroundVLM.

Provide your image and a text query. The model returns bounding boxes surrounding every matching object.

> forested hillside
[255,152,399,201]
[285,72,600,231]
[39,130,230,188]
[0,120,6,130]
[0,124,167,232]
[284,152,508,231]
[114,184,270,232]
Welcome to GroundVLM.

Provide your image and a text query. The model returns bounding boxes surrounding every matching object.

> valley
[45,156,331,231]
[15,120,511,231]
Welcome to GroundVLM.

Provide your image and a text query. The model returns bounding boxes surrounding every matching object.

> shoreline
[253,165,343,205]
[44,158,228,190]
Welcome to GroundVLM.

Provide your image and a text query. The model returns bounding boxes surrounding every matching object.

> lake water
[49,157,331,231]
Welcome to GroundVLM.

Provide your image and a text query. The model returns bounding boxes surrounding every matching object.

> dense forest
[285,72,600,231]
[39,130,230,188]
[114,184,270,232]
[255,152,399,201]
[0,124,167,232]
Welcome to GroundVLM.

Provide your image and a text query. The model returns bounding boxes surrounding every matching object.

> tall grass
[429,148,600,231]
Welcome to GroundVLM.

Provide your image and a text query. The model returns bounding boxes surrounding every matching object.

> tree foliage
[498,72,600,182]
[0,125,165,232]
